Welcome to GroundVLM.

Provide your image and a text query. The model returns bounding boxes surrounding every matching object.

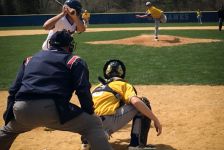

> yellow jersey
[196,11,202,17]
[146,6,163,19]
[82,12,90,20]
[92,80,137,116]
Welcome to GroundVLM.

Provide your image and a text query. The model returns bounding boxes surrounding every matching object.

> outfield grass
[87,22,218,28]
[0,22,217,30]
[0,29,223,89]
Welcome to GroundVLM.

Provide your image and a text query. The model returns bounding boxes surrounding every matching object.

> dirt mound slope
[87,34,221,47]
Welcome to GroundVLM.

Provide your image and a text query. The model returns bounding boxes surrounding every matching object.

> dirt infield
[0,85,224,150]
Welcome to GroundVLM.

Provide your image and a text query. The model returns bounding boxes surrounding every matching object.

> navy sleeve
[70,58,94,114]
[3,60,25,124]
[8,60,25,102]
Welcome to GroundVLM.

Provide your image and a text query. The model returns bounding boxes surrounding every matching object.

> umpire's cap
[49,30,73,49]
[103,59,126,79]
[64,0,82,16]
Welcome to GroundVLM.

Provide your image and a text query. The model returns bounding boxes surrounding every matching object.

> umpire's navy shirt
[7,49,94,124]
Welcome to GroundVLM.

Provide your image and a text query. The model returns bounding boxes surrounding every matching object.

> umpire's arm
[71,58,94,115]
[3,58,26,124]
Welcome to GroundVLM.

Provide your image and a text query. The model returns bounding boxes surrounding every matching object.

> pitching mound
[87,34,221,47]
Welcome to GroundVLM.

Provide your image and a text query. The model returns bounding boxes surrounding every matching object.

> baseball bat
[55,0,63,6]
[55,0,76,15]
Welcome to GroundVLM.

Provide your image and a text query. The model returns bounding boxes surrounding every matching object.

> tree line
[0,0,224,15]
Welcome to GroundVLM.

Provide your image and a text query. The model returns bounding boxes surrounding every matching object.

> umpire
[0,30,112,150]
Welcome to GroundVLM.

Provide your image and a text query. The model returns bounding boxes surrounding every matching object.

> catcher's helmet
[64,0,82,16]
[49,30,74,53]
[103,59,126,79]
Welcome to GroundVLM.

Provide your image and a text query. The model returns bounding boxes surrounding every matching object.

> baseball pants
[81,104,146,146]
[154,19,160,38]
[100,104,139,135]
[154,13,167,38]
[0,99,112,150]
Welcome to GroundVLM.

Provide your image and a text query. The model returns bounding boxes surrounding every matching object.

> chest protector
[92,77,137,106]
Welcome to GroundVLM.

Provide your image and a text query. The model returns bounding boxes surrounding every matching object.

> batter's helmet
[103,59,126,79]
[64,0,82,16]
[49,30,74,53]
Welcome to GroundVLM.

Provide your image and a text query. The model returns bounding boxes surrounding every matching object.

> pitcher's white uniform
[42,16,77,50]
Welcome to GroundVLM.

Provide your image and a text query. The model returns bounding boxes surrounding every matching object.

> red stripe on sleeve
[67,56,79,69]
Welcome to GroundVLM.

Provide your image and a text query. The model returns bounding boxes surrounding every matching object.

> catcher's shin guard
[130,97,151,146]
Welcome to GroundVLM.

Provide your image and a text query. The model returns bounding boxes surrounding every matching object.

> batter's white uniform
[42,16,77,50]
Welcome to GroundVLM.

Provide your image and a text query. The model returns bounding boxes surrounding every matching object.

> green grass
[0,35,46,88]
[75,30,224,85]
[0,29,223,89]
[0,22,217,30]
[0,26,43,30]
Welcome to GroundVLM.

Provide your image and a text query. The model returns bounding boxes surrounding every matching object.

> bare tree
[38,0,61,14]
[0,0,17,14]
[1,0,223,15]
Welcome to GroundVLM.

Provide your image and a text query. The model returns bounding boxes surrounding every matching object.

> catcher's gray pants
[81,104,139,144]
[0,99,112,150]
[101,104,139,135]
[82,104,146,146]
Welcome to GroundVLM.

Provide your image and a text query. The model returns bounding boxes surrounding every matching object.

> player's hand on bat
[62,5,69,16]
[66,6,77,16]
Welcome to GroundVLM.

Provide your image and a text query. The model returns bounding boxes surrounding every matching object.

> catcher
[136,1,167,41]
[81,59,162,150]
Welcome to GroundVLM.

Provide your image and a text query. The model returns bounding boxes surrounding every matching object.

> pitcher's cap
[146,1,151,6]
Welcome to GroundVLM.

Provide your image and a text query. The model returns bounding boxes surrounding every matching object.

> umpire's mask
[49,30,75,53]
[103,59,126,79]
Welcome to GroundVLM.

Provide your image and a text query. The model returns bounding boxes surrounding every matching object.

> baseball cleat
[128,144,156,150]
[80,144,90,150]
[154,37,159,41]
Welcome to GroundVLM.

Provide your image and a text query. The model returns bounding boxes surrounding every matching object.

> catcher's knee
[140,97,151,110]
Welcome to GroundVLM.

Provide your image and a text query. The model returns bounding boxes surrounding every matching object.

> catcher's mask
[103,59,126,79]
[64,0,83,16]
[49,30,75,53]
